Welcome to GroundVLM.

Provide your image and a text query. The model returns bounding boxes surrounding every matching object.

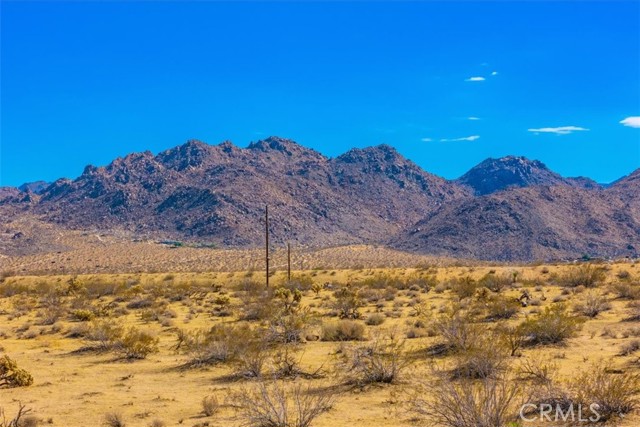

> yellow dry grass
[0,262,639,426]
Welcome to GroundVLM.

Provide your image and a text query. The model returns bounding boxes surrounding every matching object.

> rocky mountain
[18,181,50,194]
[29,137,467,248]
[1,137,637,261]
[456,156,600,195]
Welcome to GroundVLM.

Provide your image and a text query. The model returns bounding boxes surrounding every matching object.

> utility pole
[265,205,270,288]
[287,242,291,282]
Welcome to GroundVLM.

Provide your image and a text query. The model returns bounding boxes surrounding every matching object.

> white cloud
[465,76,485,82]
[491,71,498,76]
[620,117,640,128]
[468,116,481,121]
[420,137,433,142]
[527,126,589,135]
[440,135,480,142]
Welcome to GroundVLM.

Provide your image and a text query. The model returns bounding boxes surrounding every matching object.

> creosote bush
[519,304,583,346]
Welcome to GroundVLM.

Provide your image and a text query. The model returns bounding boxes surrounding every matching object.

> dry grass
[0,260,639,426]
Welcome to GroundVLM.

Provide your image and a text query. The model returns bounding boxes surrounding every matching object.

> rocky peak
[156,139,212,171]
[18,181,50,194]
[457,156,565,195]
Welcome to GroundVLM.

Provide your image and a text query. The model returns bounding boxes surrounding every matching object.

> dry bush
[0,355,33,388]
[332,286,362,319]
[430,310,481,354]
[449,277,477,300]
[364,313,386,326]
[450,341,508,380]
[570,362,640,422]
[556,264,606,288]
[573,292,611,318]
[201,395,219,416]
[85,320,125,351]
[410,368,528,427]
[519,304,583,346]
[620,340,640,356]
[175,323,260,367]
[103,412,126,427]
[233,381,334,427]
[321,320,365,342]
[516,356,558,385]
[70,309,95,322]
[478,273,512,293]
[0,403,33,427]
[611,282,640,300]
[117,328,159,360]
[336,337,409,385]
[484,295,520,321]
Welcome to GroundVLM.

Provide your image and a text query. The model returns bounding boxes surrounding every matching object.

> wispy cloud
[491,71,498,76]
[468,116,481,121]
[527,126,589,135]
[465,76,485,82]
[420,137,433,142]
[440,135,480,142]
[620,117,640,128]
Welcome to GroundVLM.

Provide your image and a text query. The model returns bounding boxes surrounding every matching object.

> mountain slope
[393,185,639,261]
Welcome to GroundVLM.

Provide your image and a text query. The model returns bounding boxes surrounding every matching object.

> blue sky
[1,1,639,187]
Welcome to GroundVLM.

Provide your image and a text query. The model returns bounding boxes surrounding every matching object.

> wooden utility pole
[287,242,291,282]
[265,205,269,288]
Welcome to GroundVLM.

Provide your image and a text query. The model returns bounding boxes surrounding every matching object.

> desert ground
[1,260,639,427]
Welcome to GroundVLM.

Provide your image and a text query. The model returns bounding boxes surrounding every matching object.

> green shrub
[450,277,477,300]
[520,304,583,345]
[71,309,95,322]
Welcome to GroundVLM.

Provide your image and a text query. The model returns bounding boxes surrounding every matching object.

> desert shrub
[126,296,154,310]
[364,313,386,326]
[556,264,606,288]
[449,277,477,300]
[516,356,558,385]
[103,412,126,427]
[175,323,260,367]
[611,282,640,300]
[267,306,312,344]
[478,273,511,293]
[574,292,611,318]
[411,369,527,427]
[321,320,365,341]
[0,356,33,388]
[84,279,125,298]
[85,320,125,351]
[233,381,334,427]
[233,339,270,379]
[71,309,95,322]
[282,274,314,292]
[570,362,640,422]
[0,403,33,427]
[484,296,520,321]
[519,304,583,345]
[332,286,362,319]
[336,337,409,385]
[430,310,481,353]
[619,340,640,356]
[496,324,527,357]
[617,270,632,280]
[201,395,219,416]
[117,328,158,359]
[451,341,508,380]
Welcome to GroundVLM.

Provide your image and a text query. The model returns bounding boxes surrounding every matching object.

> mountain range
[1,136,638,261]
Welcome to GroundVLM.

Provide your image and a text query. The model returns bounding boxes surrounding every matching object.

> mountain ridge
[2,137,638,261]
